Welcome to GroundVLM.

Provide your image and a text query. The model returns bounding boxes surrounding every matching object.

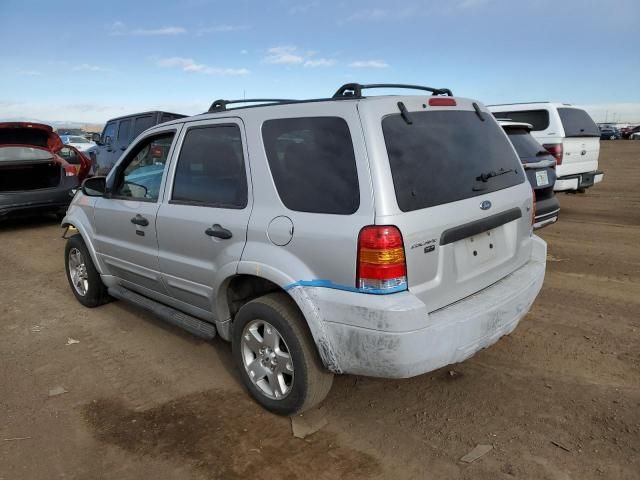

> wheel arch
[215,265,341,373]
[61,216,103,275]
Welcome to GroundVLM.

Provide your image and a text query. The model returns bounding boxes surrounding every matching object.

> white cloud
[16,69,42,76]
[72,64,110,72]
[345,8,387,22]
[349,60,389,69]
[288,2,319,15]
[131,26,186,36]
[156,57,249,75]
[457,0,491,8]
[196,24,250,35]
[263,46,305,65]
[0,100,207,124]
[109,21,186,36]
[304,58,336,67]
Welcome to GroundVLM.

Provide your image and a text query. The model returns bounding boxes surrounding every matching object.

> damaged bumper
[299,236,546,378]
[0,181,77,218]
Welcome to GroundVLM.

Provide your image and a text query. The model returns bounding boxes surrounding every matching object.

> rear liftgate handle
[205,224,233,240]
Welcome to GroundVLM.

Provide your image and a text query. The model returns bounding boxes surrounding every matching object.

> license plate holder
[535,170,549,187]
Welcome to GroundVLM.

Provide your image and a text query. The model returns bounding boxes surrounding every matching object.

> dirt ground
[1,142,639,480]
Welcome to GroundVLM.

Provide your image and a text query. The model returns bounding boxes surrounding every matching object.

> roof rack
[333,83,453,99]
[208,98,296,113]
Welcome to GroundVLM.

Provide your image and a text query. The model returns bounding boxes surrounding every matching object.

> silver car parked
[62,83,547,415]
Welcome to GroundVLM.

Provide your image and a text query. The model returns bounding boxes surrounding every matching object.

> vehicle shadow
[0,213,61,232]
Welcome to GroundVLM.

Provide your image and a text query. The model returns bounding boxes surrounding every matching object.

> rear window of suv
[383,111,525,212]
[492,110,549,131]
[505,128,555,162]
[557,108,599,137]
[262,117,359,215]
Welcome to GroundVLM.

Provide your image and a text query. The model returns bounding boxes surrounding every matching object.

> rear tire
[232,292,333,416]
[64,234,110,308]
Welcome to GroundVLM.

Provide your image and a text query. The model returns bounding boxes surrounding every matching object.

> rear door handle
[130,214,149,227]
[205,224,232,239]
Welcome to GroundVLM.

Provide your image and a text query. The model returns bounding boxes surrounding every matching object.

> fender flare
[221,261,342,373]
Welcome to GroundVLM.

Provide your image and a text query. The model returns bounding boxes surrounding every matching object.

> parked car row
[2,84,604,416]
[599,126,621,140]
[489,103,603,193]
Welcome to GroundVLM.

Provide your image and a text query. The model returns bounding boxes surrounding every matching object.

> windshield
[505,128,555,162]
[0,146,53,162]
[68,136,89,143]
[383,110,524,212]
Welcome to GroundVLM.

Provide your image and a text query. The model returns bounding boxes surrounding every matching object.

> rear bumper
[554,170,604,191]
[300,236,547,378]
[533,196,559,230]
[0,181,77,217]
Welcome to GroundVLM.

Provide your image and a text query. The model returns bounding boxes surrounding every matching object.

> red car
[0,122,91,220]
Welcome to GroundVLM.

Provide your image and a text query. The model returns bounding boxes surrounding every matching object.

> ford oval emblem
[480,200,492,211]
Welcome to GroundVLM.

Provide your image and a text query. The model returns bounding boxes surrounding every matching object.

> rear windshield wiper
[476,168,514,183]
[397,101,413,125]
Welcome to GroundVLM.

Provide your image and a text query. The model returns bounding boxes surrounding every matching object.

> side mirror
[82,176,106,197]
[91,133,101,143]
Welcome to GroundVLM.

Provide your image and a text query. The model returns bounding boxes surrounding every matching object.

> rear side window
[117,119,131,142]
[262,117,359,215]
[558,108,599,137]
[383,111,525,212]
[492,110,550,131]
[132,115,155,139]
[172,125,247,208]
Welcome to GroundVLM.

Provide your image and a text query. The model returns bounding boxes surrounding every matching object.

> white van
[489,103,603,192]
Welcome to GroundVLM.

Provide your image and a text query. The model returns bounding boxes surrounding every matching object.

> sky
[1,0,639,125]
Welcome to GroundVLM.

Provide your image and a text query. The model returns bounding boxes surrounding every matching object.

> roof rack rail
[332,83,453,99]
[208,98,295,113]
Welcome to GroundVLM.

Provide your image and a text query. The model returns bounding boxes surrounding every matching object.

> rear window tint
[172,125,247,208]
[132,115,155,139]
[262,117,359,215]
[558,108,599,137]
[383,111,525,212]
[505,128,554,162]
[492,110,550,131]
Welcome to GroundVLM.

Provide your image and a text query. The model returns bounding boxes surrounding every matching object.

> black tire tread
[255,292,333,413]
[233,292,333,415]
[65,234,110,308]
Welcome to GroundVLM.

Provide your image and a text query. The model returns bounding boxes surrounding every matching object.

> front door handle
[205,224,232,239]
[130,214,149,227]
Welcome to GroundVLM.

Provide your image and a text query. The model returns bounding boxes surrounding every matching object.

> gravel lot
[1,141,638,480]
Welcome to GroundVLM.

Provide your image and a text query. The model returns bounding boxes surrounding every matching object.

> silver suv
[63,83,547,415]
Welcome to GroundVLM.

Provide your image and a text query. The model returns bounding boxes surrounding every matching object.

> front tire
[232,292,333,415]
[64,234,110,308]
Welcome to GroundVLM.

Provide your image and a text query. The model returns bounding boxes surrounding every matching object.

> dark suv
[499,121,560,229]
[94,111,185,175]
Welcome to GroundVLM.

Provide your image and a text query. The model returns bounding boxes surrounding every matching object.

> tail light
[357,226,407,294]
[543,143,563,165]
[428,97,457,107]
[64,165,77,177]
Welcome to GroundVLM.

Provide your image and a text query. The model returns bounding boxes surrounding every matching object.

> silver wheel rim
[68,248,89,296]
[241,319,294,400]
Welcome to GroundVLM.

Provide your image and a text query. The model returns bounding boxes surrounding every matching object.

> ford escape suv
[62,83,547,415]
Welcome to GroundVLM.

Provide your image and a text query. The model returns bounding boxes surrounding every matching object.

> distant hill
[1,117,103,133]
